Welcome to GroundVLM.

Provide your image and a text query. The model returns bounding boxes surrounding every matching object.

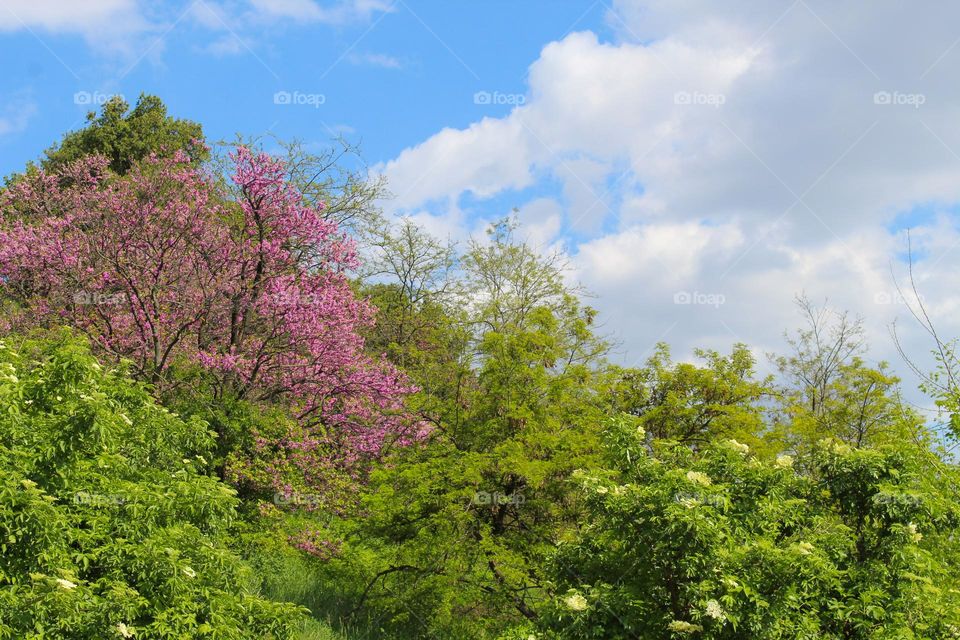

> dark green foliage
[43,94,207,175]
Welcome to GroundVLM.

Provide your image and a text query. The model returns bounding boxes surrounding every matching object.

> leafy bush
[539,416,960,639]
[0,332,305,639]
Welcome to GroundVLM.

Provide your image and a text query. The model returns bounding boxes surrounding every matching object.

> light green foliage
[608,343,771,452]
[314,221,609,638]
[779,359,920,454]
[771,297,924,455]
[0,332,305,639]
[540,416,960,639]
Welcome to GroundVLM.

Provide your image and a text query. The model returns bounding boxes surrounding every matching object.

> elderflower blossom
[705,599,726,620]
[775,454,794,468]
[56,578,77,590]
[679,497,701,509]
[727,439,749,455]
[563,591,589,611]
[686,470,712,486]
[907,522,923,543]
[797,542,815,555]
[636,425,646,439]
[667,620,703,633]
[117,622,135,638]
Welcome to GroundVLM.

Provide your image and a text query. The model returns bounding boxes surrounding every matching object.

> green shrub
[538,416,960,639]
[0,332,306,639]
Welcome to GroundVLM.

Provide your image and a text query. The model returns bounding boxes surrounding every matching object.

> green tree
[313,221,609,638]
[772,297,920,454]
[607,343,771,451]
[43,94,207,175]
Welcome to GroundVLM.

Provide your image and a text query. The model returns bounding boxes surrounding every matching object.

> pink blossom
[0,148,424,492]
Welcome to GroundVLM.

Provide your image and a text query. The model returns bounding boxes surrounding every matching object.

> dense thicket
[1,97,958,640]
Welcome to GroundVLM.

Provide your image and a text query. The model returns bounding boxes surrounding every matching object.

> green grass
[297,618,346,640]
[245,535,376,640]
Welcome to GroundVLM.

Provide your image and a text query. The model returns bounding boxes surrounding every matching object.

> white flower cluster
[563,591,588,611]
[727,439,749,455]
[907,522,923,543]
[705,599,726,620]
[775,454,794,468]
[668,620,703,633]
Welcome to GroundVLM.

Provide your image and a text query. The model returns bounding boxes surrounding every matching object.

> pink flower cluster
[289,527,342,560]
[0,147,421,480]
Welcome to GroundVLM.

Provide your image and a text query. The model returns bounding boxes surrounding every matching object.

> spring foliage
[0,333,305,638]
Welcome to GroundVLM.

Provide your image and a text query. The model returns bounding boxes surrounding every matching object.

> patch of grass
[245,532,378,640]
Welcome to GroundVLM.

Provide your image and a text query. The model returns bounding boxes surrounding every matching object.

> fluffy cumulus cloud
[379,0,960,399]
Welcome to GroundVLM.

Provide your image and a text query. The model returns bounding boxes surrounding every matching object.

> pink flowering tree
[0,147,418,491]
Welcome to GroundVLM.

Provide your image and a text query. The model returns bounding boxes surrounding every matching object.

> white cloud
[0,0,396,58]
[0,97,36,136]
[380,116,540,209]
[0,0,148,51]
[378,0,960,398]
[188,0,396,58]
[247,0,394,25]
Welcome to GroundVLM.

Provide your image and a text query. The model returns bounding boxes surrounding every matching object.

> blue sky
[0,1,608,177]
[4,0,960,413]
